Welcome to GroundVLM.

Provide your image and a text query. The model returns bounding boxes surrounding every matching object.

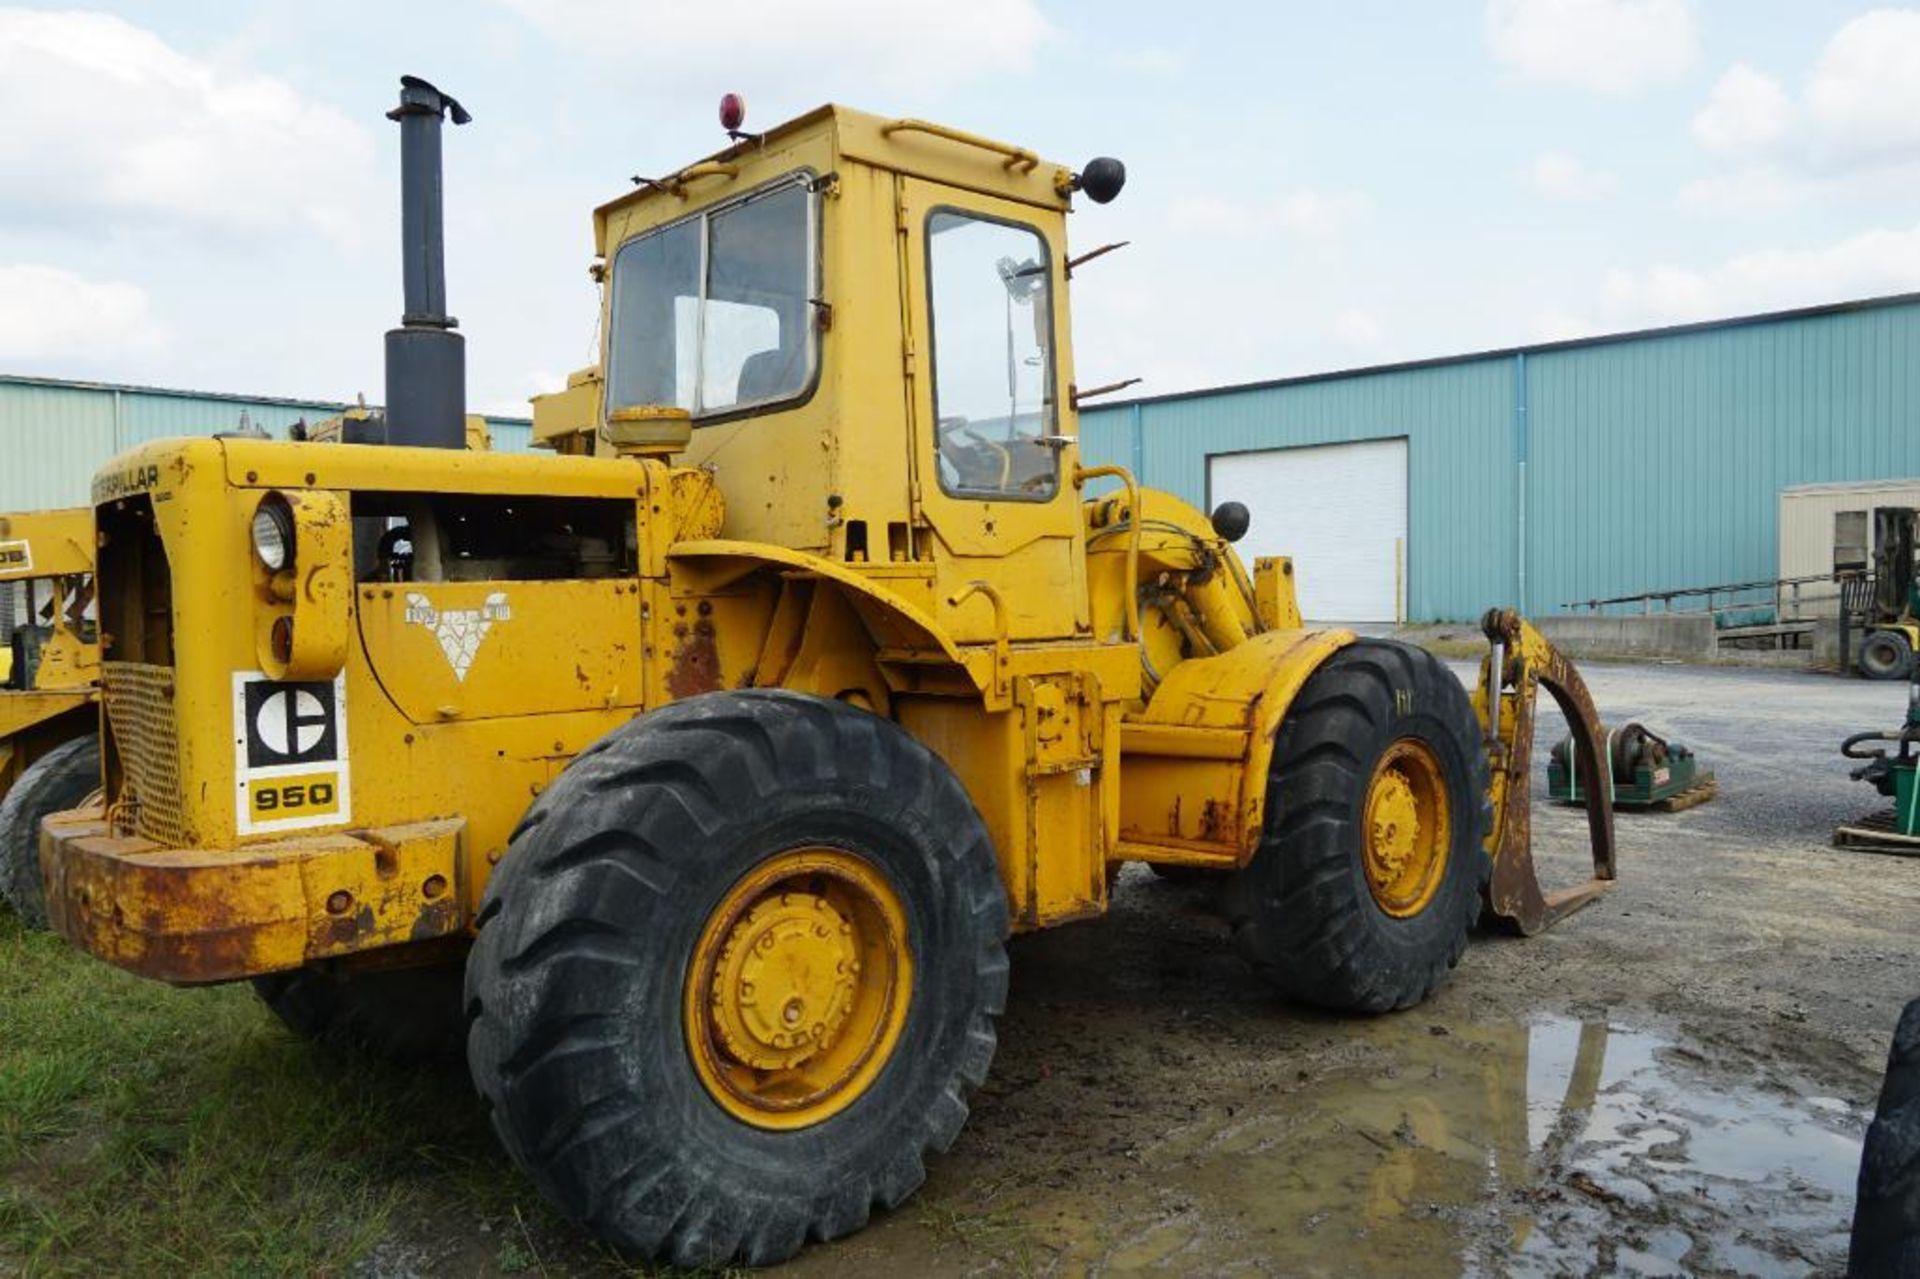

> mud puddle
[799,1014,1865,1276]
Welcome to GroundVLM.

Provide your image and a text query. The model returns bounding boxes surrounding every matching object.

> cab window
[606,175,816,421]
[926,210,1059,500]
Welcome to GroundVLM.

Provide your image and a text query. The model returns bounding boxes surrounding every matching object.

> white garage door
[1209,438,1408,624]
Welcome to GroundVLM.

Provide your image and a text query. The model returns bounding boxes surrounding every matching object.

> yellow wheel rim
[1361,739,1452,919]
[685,847,913,1130]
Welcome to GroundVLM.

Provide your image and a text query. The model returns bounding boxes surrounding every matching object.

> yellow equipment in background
[0,506,101,926]
[42,83,1616,1267]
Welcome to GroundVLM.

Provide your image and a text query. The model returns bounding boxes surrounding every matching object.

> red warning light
[719,93,746,134]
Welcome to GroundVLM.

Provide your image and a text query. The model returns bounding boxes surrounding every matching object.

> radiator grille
[101,661,189,847]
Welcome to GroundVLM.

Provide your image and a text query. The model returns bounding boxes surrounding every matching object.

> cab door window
[925,210,1059,500]
[606,176,817,421]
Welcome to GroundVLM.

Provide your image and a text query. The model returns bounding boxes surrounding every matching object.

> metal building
[1080,293,1920,624]
[0,374,533,512]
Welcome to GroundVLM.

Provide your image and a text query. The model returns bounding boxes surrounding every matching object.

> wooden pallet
[1833,809,1920,858]
[1555,774,1718,813]
[1635,776,1718,813]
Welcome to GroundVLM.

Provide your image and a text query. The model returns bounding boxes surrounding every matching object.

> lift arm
[1474,608,1617,935]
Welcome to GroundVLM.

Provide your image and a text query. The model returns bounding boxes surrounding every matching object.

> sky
[2,0,1919,415]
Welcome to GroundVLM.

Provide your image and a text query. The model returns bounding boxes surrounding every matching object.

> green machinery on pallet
[1548,722,1717,812]
[1836,673,1920,853]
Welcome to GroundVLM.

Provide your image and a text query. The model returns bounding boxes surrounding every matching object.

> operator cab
[576,102,1124,644]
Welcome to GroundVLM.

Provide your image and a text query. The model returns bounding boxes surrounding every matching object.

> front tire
[0,733,99,929]
[1860,630,1915,681]
[465,690,1009,1269]
[1224,641,1491,1013]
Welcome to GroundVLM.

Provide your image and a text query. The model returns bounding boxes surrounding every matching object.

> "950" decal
[232,672,350,834]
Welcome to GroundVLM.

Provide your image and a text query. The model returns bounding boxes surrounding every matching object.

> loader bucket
[1476,609,1617,935]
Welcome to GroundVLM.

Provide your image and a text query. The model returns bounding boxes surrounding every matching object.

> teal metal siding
[0,382,116,511]
[1083,295,1920,621]
[489,420,532,453]
[1084,359,1514,621]
[0,375,532,510]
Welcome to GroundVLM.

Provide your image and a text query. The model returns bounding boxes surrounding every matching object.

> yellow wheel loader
[42,80,1617,1267]
[1,506,100,926]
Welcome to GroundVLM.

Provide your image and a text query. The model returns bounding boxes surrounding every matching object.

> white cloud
[1528,150,1617,199]
[1166,190,1368,239]
[1484,0,1695,93]
[0,9,373,244]
[1675,167,1796,215]
[1682,10,1920,213]
[1691,64,1792,152]
[1600,224,1920,324]
[1529,309,1603,342]
[502,0,1051,93]
[1804,7,1920,170]
[0,264,165,361]
[1332,308,1382,345]
[1274,191,1368,237]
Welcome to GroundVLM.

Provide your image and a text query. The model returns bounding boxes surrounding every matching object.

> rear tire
[0,733,99,929]
[1224,641,1491,1013]
[465,690,1009,1269]
[1860,631,1915,681]
[253,962,466,1062]
[1851,996,1920,1277]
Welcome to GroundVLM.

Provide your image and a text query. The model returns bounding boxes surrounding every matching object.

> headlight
[251,497,294,571]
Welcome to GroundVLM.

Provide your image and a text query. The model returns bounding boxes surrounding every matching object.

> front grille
[101,661,189,847]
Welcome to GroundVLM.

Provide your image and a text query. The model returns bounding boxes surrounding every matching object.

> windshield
[605,176,816,420]
[926,210,1058,500]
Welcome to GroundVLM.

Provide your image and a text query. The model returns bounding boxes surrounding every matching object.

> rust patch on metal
[1198,798,1229,844]
[408,895,460,941]
[318,904,377,950]
[666,621,721,699]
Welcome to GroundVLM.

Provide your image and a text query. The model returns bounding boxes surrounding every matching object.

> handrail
[881,119,1040,173]
[1075,464,1142,642]
[1566,571,1835,609]
[947,581,1011,702]
[632,161,740,200]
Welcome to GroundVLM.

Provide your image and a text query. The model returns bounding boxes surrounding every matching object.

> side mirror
[1076,157,1126,205]
[1210,501,1250,543]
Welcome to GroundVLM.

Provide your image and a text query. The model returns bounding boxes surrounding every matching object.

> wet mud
[790,664,1916,1277]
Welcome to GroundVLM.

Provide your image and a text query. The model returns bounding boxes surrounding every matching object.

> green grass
[0,913,653,1277]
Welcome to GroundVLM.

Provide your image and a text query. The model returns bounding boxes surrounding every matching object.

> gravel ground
[778,660,1920,1276]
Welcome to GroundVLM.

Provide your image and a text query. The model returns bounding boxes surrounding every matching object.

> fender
[1116,627,1356,867]
[666,540,997,703]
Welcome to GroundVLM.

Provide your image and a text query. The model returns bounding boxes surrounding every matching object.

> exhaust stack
[382,75,471,449]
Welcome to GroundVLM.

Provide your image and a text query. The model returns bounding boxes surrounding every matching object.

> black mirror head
[1210,501,1250,543]
[1078,156,1126,204]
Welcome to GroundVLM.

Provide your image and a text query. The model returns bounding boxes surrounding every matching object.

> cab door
[898,177,1090,643]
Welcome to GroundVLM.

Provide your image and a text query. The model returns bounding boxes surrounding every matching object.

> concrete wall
[1532,614,1717,661]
